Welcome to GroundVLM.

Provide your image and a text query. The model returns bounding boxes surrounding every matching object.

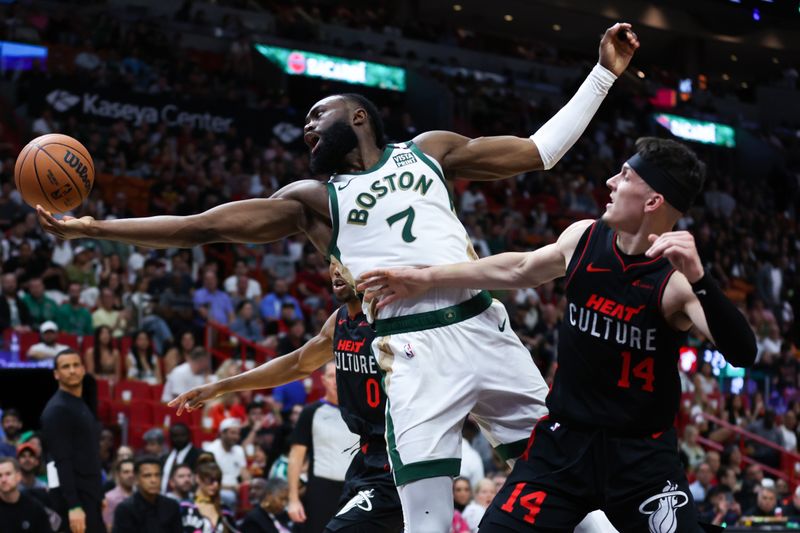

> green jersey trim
[374,290,492,336]
[338,144,394,176]
[407,141,455,211]
[326,182,341,261]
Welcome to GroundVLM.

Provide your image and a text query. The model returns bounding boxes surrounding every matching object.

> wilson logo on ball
[63,150,92,192]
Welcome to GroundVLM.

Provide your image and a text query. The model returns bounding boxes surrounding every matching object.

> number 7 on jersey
[386,206,417,243]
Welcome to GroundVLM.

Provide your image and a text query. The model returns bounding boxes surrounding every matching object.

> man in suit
[160,423,201,494]
[112,456,182,533]
[239,477,292,533]
[41,349,105,533]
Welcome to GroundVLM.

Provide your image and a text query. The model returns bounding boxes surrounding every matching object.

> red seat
[115,380,151,403]
[18,331,40,361]
[128,424,149,449]
[98,399,113,425]
[152,403,199,428]
[110,400,154,427]
[238,482,252,516]
[305,370,325,403]
[95,378,112,400]
[150,383,165,403]
[57,333,80,350]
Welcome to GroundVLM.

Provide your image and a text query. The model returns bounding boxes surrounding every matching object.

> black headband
[626,153,694,213]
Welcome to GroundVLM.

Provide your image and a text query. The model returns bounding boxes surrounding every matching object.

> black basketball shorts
[480,418,704,533]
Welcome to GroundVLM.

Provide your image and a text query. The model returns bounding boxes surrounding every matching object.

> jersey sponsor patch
[336,489,375,515]
[638,481,689,533]
[392,152,417,167]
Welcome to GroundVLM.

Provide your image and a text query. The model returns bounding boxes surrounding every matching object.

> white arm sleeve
[531,63,617,170]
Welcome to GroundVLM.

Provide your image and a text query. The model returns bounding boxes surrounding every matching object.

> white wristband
[531,63,617,170]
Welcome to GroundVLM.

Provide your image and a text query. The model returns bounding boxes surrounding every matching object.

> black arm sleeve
[691,274,757,367]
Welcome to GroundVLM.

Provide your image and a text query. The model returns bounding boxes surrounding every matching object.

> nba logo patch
[403,343,415,359]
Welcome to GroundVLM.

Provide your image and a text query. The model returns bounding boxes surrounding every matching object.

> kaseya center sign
[255,44,405,92]
[44,88,235,133]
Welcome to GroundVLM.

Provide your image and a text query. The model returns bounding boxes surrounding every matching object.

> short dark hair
[54,349,81,368]
[115,458,134,473]
[264,477,288,497]
[340,93,385,148]
[236,299,254,313]
[170,422,190,433]
[0,457,20,472]
[246,401,265,413]
[634,137,706,208]
[170,463,193,479]
[1,408,21,421]
[134,456,162,475]
[187,347,208,361]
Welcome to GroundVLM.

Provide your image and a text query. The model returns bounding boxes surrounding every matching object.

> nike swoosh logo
[586,263,612,273]
[338,319,346,325]
[337,180,353,191]
[498,319,507,332]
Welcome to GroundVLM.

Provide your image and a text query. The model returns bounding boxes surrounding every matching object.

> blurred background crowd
[0,0,799,531]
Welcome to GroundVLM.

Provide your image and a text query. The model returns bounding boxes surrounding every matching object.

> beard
[309,120,359,175]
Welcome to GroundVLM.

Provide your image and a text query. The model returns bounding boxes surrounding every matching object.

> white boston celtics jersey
[327,142,479,318]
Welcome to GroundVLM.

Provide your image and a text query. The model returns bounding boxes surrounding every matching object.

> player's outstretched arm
[359,220,592,310]
[649,231,757,367]
[168,311,337,415]
[36,178,331,248]
[37,197,303,249]
[414,23,639,180]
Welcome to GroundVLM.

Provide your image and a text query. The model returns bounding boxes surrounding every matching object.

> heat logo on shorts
[336,489,375,515]
[638,481,689,533]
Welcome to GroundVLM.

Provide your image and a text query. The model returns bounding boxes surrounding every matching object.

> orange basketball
[14,133,95,213]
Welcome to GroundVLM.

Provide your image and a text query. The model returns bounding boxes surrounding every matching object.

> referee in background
[41,349,106,533]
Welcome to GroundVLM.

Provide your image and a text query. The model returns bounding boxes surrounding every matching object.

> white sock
[397,476,455,533]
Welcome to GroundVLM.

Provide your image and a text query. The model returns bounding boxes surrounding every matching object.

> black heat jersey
[549,219,688,433]
[333,306,386,466]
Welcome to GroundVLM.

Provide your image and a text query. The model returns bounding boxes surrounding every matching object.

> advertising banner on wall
[33,83,303,143]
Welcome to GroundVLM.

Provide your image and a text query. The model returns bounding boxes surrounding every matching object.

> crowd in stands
[0,0,799,531]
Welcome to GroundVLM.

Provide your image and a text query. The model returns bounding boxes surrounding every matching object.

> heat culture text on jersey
[550,220,687,433]
[333,307,386,453]
[334,338,378,375]
[567,294,657,352]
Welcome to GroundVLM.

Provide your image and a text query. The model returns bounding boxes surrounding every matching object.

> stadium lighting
[637,70,645,79]
[453,4,462,11]
[504,14,513,22]
[552,24,562,31]
[722,73,730,80]
[730,54,737,62]
[772,57,779,64]
[255,44,406,92]
[752,8,760,20]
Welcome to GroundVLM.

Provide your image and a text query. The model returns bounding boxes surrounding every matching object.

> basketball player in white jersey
[37,23,638,532]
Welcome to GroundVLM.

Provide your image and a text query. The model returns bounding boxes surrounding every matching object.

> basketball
[14,133,94,213]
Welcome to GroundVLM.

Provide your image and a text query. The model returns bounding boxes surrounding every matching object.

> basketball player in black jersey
[358,137,757,532]
[170,263,403,532]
